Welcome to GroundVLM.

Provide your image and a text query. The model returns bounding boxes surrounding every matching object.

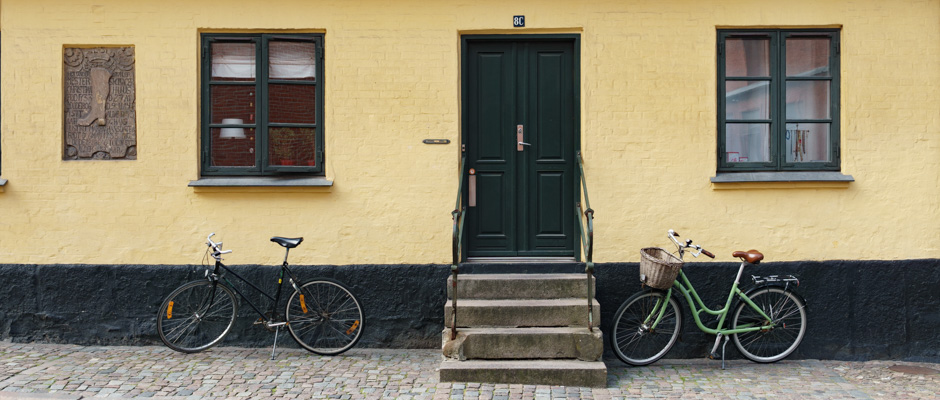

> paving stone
[0,343,938,399]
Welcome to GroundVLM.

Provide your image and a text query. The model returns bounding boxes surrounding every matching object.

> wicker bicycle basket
[639,247,684,289]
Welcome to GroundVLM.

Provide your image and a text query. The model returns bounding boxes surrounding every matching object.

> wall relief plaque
[64,47,137,160]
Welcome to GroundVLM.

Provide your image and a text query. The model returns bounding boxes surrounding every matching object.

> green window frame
[201,33,324,176]
[718,29,840,172]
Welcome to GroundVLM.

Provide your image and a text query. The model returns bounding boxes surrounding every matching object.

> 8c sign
[513,15,525,27]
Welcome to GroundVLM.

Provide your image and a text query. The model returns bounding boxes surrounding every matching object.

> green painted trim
[459,34,582,261]
[717,29,841,172]
[200,33,324,177]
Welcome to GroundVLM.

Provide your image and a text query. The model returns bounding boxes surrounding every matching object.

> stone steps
[442,327,602,360]
[443,298,600,328]
[440,273,607,387]
[448,273,592,299]
[439,359,607,387]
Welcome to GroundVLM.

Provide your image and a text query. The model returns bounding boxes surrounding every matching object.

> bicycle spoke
[610,291,681,366]
[286,280,363,355]
[732,288,806,363]
[158,281,237,353]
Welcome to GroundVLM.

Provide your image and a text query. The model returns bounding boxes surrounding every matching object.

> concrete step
[447,273,593,300]
[442,327,603,361]
[439,359,607,387]
[444,298,600,328]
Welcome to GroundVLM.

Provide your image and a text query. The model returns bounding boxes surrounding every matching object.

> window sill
[711,171,853,190]
[189,176,333,193]
[0,178,6,192]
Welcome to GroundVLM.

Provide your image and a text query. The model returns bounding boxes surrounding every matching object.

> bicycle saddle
[732,249,763,264]
[271,236,304,248]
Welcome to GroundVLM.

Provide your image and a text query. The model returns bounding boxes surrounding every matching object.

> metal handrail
[450,156,467,340]
[575,151,596,331]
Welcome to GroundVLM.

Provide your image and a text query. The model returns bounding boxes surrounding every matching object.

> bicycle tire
[610,290,683,366]
[731,286,807,363]
[157,280,238,353]
[286,279,364,355]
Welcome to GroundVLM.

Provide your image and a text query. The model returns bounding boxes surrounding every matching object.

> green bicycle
[610,230,807,368]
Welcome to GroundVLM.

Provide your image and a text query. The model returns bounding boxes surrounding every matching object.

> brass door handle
[468,168,476,207]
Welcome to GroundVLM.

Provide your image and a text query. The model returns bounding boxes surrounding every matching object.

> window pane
[787,38,830,77]
[725,38,770,77]
[269,84,316,124]
[726,81,770,120]
[212,43,255,81]
[210,127,256,167]
[269,41,316,81]
[268,127,316,166]
[210,85,255,124]
[786,123,830,163]
[786,81,830,119]
[725,123,770,162]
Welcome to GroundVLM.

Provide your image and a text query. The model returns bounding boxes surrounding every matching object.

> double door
[462,37,579,259]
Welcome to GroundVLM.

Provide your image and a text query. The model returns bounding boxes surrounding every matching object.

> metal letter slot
[468,168,477,207]
[516,125,530,151]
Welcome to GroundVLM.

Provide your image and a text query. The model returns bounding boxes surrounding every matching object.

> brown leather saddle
[732,249,764,264]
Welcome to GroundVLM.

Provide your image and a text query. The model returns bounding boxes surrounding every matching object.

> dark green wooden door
[463,37,578,259]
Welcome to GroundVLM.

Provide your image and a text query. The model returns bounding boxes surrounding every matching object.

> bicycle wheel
[157,280,238,353]
[610,290,683,366]
[731,287,807,363]
[286,279,364,355]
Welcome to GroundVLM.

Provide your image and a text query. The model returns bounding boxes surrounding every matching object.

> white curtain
[212,42,315,79]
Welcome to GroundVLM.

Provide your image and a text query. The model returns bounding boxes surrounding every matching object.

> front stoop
[439,359,608,387]
[440,273,607,387]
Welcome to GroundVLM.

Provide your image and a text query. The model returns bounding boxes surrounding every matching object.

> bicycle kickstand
[709,333,730,370]
[271,326,280,361]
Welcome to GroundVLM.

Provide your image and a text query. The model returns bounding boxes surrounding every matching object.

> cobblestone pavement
[1,342,938,399]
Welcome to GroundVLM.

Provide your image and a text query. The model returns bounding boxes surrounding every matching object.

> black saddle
[271,236,304,248]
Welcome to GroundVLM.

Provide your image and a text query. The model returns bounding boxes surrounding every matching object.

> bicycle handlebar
[207,233,232,257]
[667,229,715,259]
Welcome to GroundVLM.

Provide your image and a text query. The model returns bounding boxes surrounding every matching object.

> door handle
[468,168,476,207]
[516,124,529,151]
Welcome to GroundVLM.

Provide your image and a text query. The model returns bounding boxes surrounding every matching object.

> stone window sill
[0,178,6,192]
[711,171,854,189]
[189,176,333,192]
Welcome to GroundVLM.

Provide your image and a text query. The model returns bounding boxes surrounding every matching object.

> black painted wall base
[1,260,938,362]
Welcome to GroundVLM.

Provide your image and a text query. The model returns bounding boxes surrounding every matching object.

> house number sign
[64,47,137,160]
[513,15,525,27]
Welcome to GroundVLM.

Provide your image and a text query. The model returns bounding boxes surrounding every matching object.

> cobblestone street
[1,342,937,399]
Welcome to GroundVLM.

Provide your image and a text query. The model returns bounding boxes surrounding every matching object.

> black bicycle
[157,233,364,357]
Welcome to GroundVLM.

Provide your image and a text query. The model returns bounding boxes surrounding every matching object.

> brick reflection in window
[269,84,315,124]
[211,128,255,167]
[268,127,316,166]
[211,85,255,124]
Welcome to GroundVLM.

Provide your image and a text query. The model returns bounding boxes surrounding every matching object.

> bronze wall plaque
[64,47,137,160]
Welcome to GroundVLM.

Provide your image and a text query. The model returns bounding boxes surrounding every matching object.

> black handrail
[576,151,596,331]
[450,156,467,340]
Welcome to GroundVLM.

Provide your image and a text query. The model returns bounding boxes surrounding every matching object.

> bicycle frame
[208,258,302,324]
[646,262,775,336]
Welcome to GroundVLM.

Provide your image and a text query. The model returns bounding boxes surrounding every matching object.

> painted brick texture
[0,0,937,265]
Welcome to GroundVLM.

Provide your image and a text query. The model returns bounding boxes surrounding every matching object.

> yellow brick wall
[0,0,937,265]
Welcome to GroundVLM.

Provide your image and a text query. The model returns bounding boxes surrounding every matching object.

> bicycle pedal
[708,352,719,360]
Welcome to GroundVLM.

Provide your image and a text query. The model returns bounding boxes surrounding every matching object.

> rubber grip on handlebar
[702,249,715,258]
